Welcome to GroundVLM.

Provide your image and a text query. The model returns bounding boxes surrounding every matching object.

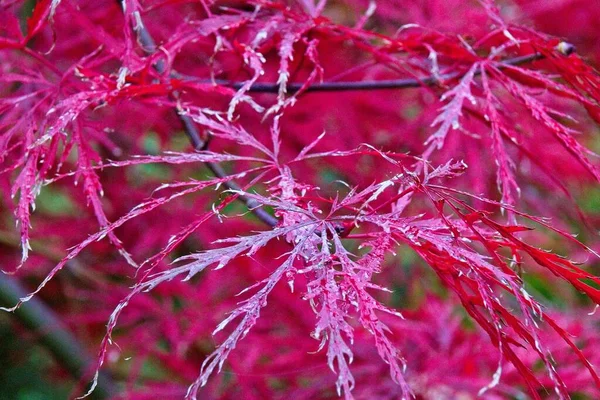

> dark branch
[176,113,279,226]
[182,52,545,93]
[204,161,279,227]
[129,9,279,227]
[0,274,116,399]
[128,7,564,227]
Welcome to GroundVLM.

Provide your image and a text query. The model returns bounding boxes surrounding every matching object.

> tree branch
[181,52,546,93]
[129,8,279,227]
[0,274,116,399]
[128,9,568,230]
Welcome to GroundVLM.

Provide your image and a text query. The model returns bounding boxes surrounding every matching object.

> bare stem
[181,52,545,93]
[0,274,116,399]
[127,7,559,230]
[130,9,279,227]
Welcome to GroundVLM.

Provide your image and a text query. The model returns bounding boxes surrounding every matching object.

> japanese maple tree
[1,0,600,399]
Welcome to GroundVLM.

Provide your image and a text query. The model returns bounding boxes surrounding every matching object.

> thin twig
[128,7,559,228]
[130,10,279,227]
[180,52,544,93]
